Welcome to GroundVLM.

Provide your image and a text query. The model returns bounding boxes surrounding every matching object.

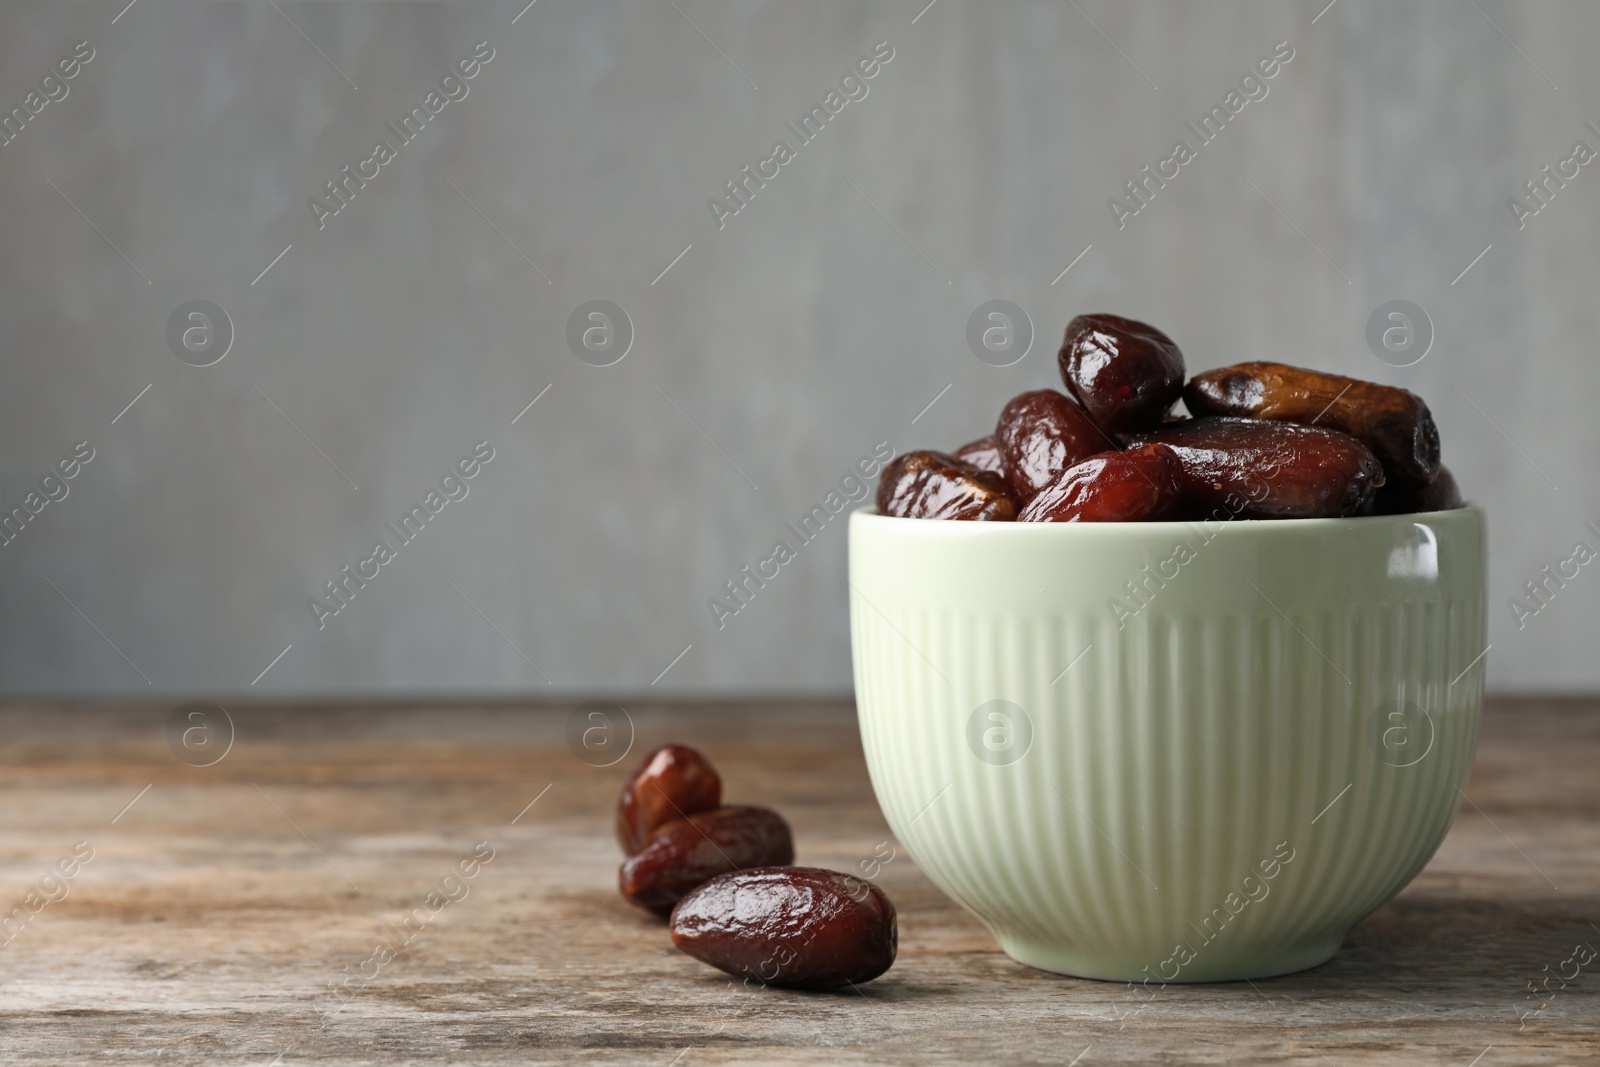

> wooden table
[0,698,1594,1065]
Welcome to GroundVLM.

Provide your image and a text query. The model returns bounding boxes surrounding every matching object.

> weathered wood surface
[0,698,1595,1065]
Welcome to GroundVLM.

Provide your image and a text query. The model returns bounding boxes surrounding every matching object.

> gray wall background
[0,0,1595,697]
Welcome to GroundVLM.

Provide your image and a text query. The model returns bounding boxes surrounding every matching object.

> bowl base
[994,931,1345,984]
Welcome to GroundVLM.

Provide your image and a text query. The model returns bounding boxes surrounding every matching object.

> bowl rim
[851,502,1484,535]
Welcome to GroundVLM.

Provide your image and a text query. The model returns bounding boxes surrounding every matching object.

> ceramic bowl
[848,505,1486,982]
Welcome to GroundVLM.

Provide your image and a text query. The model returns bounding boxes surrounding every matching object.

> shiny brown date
[1126,417,1385,519]
[876,451,1017,521]
[1018,444,1182,523]
[670,866,897,989]
[953,435,1006,477]
[1184,361,1441,483]
[1058,314,1186,432]
[620,806,794,917]
[1369,465,1462,515]
[995,389,1109,501]
[616,744,722,857]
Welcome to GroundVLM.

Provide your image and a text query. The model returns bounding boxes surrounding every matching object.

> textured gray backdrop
[0,0,1595,697]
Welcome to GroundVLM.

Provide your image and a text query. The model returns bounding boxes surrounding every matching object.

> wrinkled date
[1184,361,1441,483]
[616,744,722,857]
[620,806,794,917]
[1018,444,1183,523]
[953,435,1006,477]
[880,314,1458,521]
[1127,417,1385,519]
[1058,314,1186,433]
[670,867,897,989]
[876,451,1017,521]
[995,390,1109,501]
[1369,465,1461,515]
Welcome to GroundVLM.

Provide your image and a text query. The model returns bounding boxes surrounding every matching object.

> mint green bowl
[849,505,1486,983]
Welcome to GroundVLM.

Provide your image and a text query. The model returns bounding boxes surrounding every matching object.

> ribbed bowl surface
[849,506,1486,982]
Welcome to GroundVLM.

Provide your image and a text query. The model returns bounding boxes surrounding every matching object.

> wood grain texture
[0,698,1594,1065]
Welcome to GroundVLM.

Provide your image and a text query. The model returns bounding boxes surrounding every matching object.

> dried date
[1369,465,1462,515]
[1017,444,1183,522]
[953,435,1007,477]
[1126,416,1385,519]
[1184,361,1441,483]
[876,451,1017,521]
[620,806,794,917]
[1058,314,1186,432]
[617,744,722,857]
[995,390,1109,501]
[670,866,897,989]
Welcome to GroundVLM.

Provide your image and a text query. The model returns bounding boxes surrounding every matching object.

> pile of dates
[616,743,897,989]
[878,313,1463,522]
